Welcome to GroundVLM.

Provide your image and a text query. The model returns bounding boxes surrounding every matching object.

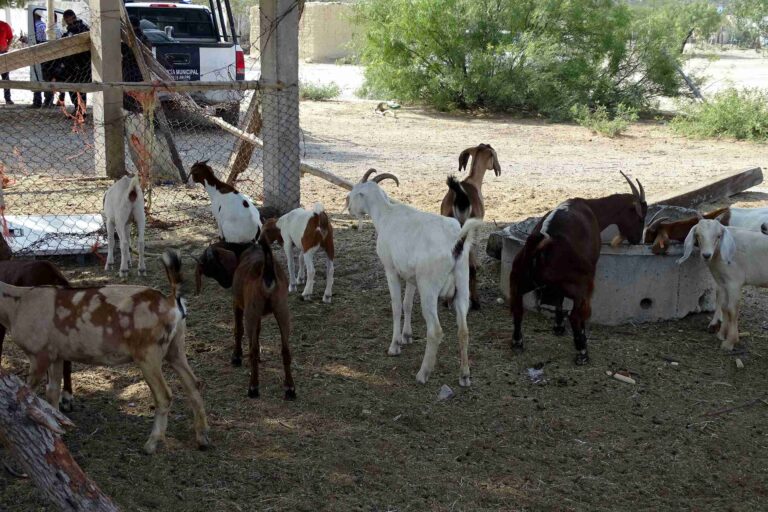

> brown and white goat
[509,172,647,364]
[644,207,729,255]
[441,144,501,309]
[195,236,295,399]
[0,251,210,454]
[0,260,75,411]
[262,203,335,302]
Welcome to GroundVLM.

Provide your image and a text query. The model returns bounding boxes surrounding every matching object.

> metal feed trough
[497,205,716,326]
[5,214,107,256]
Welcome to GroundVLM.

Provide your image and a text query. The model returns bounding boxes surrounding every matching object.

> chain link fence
[0,5,302,257]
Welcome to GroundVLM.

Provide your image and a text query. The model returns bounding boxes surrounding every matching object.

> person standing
[0,19,14,105]
[61,10,90,116]
[30,13,49,108]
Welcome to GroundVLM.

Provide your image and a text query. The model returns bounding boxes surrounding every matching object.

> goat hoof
[247,386,260,398]
[470,299,481,311]
[387,344,401,356]
[401,333,413,345]
[708,322,721,334]
[511,341,524,354]
[138,268,147,277]
[231,355,242,367]
[574,352,590,365]
[197,431,211,450]
[459,375,472,388]
[59,396,74,413]
[301,294,311,302]
[415,370,429,385]
[322,294,332,304]
[119,270,129,278]
[288,284,297,292]
[720,341,736,352]
[553,325,566,336]
[284,388,297,401]
[143,439,160,455]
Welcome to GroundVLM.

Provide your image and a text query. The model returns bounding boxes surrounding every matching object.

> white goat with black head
[678,216,768,350]
[346,170,481,387]
[103,174,146,277]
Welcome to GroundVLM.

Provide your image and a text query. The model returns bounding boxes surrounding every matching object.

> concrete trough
[497,206,716,326]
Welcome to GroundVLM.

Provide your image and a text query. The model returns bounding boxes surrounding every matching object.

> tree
[731,0,768,47]
[354,0,721,116]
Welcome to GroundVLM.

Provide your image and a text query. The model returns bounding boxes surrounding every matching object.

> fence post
[90,0,125,179]
[260,0,300,214]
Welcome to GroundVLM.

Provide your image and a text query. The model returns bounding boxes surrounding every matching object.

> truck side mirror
[164,26,174,38]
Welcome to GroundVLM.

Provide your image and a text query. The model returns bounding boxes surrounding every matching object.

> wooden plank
[0,33,91,74]
[226,90,263,185]
[650,167,763,207]
[0,79,263,93]
[300,163,354,190]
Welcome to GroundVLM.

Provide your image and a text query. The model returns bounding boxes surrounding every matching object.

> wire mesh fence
[0,4,302,257]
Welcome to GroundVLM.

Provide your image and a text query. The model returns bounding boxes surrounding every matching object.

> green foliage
[570,103,639,137]
[354,0,721,116]
[300,81,341,101]
[730,0,768,47]
[671,88,768,140]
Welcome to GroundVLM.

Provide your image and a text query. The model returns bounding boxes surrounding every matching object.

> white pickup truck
[125,0,245,124]
[27,0,244,124]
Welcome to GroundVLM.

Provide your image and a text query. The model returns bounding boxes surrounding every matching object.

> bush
[671,88,768,140]
[571,104,639,137]
[354,0,721,117]
[300,82,341,101]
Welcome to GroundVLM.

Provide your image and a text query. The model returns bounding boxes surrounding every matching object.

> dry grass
[2,104,768,511]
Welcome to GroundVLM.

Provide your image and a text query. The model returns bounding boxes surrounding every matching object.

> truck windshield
[128,7,216,40]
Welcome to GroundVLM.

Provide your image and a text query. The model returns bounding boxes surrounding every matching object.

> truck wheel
[221,103,240,126]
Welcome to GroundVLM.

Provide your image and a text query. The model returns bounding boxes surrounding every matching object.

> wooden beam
[0,33,91,74]
[226,90,263,185]
[0,79,264,93]
[650,167,763,207]
[300,163,354,190]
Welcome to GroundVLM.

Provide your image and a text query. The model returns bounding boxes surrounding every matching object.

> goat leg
[232,305,244,366]
[469,249,480,311]
[246,313,262,399]
[274,300,296,400]
[553,294,566,336]
[510,287,525,354]
[570,298,590,365]
[60,360,74,412]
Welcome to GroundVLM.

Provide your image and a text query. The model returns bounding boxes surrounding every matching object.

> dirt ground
[2,103,768,511]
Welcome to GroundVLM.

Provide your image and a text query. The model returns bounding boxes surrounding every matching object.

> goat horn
[361,168,377,183]
[645,209,664,227]
[371,173,400,187]
[637,179,645,202]
[620,171,640,199]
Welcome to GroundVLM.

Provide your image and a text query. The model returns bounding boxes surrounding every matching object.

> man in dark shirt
[61,10,90,116]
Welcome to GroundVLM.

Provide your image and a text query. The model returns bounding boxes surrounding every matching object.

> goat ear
[719,228,736,265]
[716,210,730,226]
[458,147,476,172]
[677,226,697,264]
[491,149,502,177]
[214,247,239,280]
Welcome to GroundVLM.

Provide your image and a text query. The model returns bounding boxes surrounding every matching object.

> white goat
[188,161,262,243]
[103,174,146,277]
[347,169,400,229]
[347,176,481,387]
[722,207,768,231]
[263,203,335,303]
[678,218,768,350]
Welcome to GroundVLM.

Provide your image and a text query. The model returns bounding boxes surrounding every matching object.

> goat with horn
[347,168,400,229]
[509,171,647,365]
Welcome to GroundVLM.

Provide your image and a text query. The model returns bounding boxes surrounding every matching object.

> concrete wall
[498,217,717,326]
[250,2,357,62]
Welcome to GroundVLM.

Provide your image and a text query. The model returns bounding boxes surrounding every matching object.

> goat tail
[128,173,141,202]
[258,236,277,291]
[452,218,483,260]
[161,249,187,317]
[447,176,471,221]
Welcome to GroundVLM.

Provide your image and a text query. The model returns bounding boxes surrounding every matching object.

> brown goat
[440,144,501,309]
[199,236,295,399]
[644,207,730,255]
[509,172,647,364]
[0,260,75,410]
[0,251,210,454]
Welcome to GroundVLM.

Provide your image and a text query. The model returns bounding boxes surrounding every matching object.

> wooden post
[226,89,262,185]
[260,0,300,213]
[90,0,125,179]
[0,372,120,511]
[45,0,55,42]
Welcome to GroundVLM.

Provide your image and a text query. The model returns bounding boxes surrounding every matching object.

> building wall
[250,2,358,62]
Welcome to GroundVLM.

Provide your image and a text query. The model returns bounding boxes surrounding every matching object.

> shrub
[671,88,768,140]
[571,104,639,137]
[354,0,721,116]
[300,82,341,101]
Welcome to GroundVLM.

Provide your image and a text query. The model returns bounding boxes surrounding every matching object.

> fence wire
[0,7,301,257]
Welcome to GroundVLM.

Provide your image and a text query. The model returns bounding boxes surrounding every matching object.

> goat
[194,241,252,295]
[103,174,146,277]
[440,144,501,309]
[262,203,335,302]
[644,207,729,255]
[0,250,210,454]
[346,172,481,387]
[509,172,647,364]
[0,260,75,411]
[188,160,262,243]
[677,218,768,350]
[197,236,295,399]
[346,169,400,229]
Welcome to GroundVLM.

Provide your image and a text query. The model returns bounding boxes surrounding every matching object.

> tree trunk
[0,372,120,512]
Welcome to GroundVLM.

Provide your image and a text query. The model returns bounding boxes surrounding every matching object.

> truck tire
[220,103,240,126]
